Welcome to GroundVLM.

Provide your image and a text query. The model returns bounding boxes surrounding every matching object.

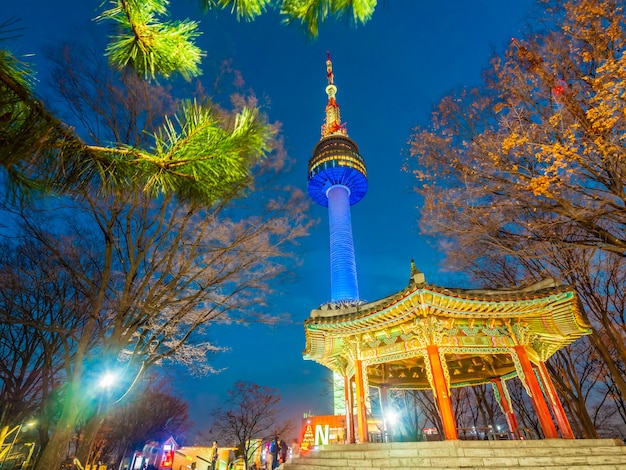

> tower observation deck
[307,53,368,303]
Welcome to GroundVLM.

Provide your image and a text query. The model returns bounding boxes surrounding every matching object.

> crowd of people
[266,436,288,469]
[206,436,300,470]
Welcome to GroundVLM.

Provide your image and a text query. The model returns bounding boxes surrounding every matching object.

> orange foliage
[407,0,626,256]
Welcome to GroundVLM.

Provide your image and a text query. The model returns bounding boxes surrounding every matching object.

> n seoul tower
[308,53,368,304]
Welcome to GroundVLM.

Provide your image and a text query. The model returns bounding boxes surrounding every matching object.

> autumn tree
[209,382,291,470]
[409,0,625,257]
[407,0,625,437]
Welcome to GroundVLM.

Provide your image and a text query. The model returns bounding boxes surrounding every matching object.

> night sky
[4,0,537,440]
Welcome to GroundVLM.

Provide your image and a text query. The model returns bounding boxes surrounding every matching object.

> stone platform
[282,439,626,470]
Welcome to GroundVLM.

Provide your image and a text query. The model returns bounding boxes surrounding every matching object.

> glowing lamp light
[385,410,399,427]
[99,372,117,389]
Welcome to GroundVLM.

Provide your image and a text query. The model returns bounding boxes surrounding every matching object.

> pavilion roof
[306,277,588,333]
[303,277,592,385]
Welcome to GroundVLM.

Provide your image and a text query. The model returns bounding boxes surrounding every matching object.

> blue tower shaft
[327,185,359,302]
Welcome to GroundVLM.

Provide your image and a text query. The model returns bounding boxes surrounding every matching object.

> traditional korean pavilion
[303,56,592,443]
[304,264,592,442]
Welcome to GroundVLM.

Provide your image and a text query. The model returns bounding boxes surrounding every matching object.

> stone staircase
[282,439,626,470]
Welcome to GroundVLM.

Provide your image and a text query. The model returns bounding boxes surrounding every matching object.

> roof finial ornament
[322,52,346,137]
[409,259,426,286]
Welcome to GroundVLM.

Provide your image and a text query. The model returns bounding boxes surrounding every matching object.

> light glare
[99,372,117,388]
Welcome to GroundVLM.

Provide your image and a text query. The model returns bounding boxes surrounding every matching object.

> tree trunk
[473,386,491,435]
[588,331,626,399]
[75,412,106,468]
[573,397,599,439]
[34,396,83,470]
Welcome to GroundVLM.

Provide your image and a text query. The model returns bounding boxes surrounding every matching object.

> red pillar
[344,374,355,443]
[536,362,575,439]
[514,345,559,438]
[492,378,521,439]
[426,345,458,440]
[353,359,369,443]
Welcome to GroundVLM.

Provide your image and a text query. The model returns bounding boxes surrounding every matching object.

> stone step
[283,467,626,470]
[282,439,626,470]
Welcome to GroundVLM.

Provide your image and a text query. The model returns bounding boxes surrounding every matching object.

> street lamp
[94,370,120,415]
[384,410,398,428]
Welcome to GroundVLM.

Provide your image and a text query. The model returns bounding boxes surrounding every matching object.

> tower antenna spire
[322,52,346,137]
[326,51,334,85]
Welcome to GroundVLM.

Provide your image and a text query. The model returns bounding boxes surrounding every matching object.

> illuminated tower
[308,53,368,303]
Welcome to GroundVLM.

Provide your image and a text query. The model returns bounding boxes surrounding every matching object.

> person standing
[269,437,280,469]
[278,439,288,465]
[210,441,219,470]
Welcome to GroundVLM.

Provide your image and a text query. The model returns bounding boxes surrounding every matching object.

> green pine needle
[138,100,272,202]
[99,0,204,80]
[281,0,376,37]
[201,0,272,22]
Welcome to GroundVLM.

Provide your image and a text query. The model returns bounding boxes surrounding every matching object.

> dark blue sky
[4,0,537,439]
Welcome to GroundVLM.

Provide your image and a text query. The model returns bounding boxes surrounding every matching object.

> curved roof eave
[305,278,591,335]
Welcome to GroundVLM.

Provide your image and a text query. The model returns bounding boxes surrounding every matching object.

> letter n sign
[315,424,330,445]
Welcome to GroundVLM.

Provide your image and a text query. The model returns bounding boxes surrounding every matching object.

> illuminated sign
[162,449,174,468]
[300,415,346,452]
[315,425,330,445]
